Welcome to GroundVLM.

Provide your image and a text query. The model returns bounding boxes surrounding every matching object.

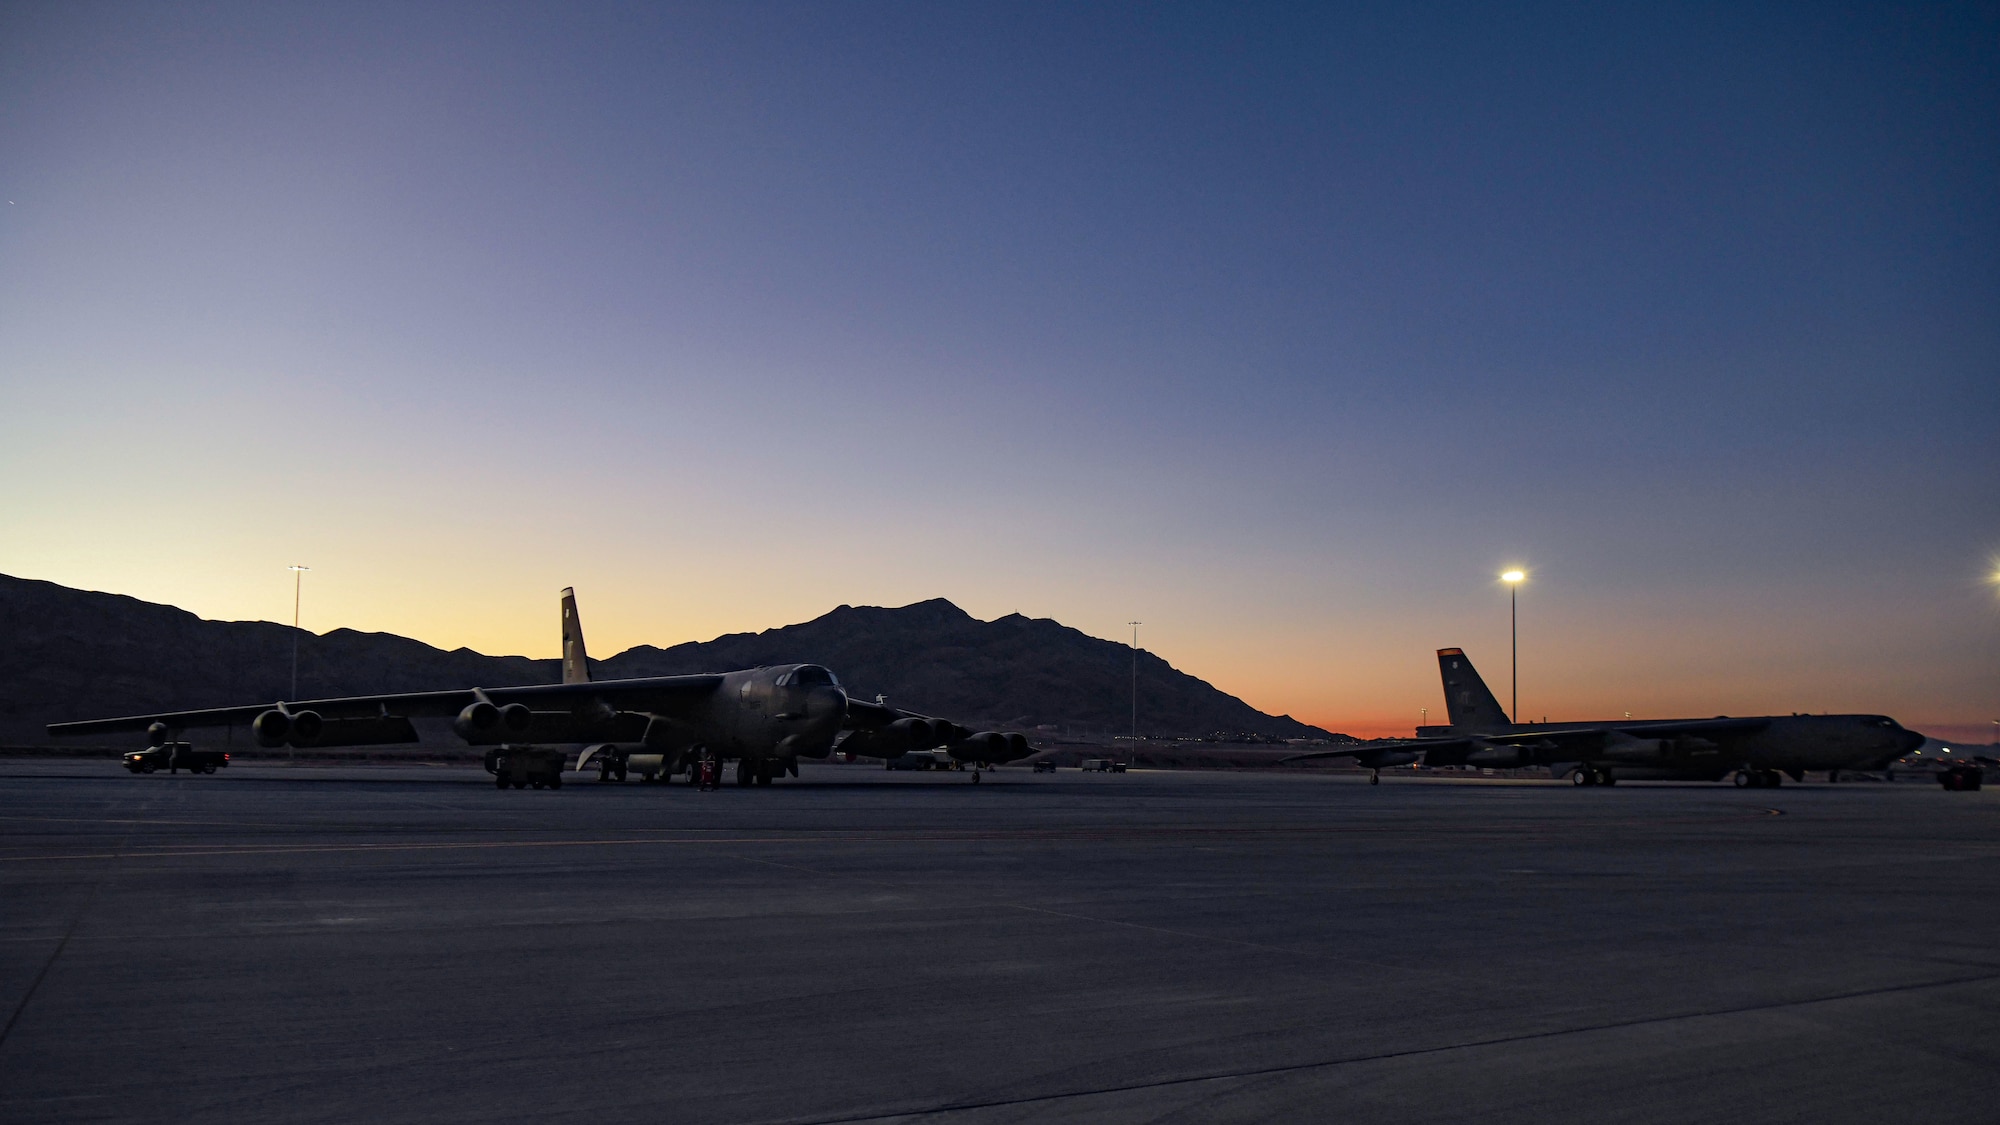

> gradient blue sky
[2,2,1996,738]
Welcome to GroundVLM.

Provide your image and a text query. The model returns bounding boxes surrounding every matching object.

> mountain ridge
[0,574,1334,743]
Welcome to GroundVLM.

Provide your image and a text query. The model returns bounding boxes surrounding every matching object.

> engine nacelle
[1355,748,1420,769]
[147,721,172,747]
[252,709,291,747]
[949,731,1006,761]
[454,701,500,740]
[499,703,532,734]
[289,710,324,743]
[887,717,939,751]
[949,732,1034,763]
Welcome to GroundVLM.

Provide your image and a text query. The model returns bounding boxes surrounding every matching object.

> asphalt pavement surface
[2,761,1996,1124]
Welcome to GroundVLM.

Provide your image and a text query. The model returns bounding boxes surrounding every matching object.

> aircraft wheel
[971,771,981,784]
[1733,770,1753,788]
[496,772,510,789]
[1369,771,1380,785]
[1572,770,1592,786]
[736,760,752,787]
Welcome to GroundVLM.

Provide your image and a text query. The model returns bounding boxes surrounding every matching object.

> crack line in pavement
[0,794,151,1054]
[768,970,2000,1125]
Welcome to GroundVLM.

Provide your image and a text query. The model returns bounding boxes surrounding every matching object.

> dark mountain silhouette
[0,574,554,744]
[0,575,1331,744]
[598,599,1331,740]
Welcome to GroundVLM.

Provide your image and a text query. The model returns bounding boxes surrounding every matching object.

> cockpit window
[794,665,838,687]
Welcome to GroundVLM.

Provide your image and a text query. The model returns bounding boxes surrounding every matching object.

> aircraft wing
[47,675,727,741]
[840,696,906,730]
[834,697,1034,764]
[1280,738,1475,765]
[1477,716,1771,752]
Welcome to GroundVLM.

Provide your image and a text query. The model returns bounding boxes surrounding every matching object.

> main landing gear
[1733,769,1783,788]
[486,747,565,790]
[733,759,780,787]
[1571,768,1616,787]
[1368,768,1380,786]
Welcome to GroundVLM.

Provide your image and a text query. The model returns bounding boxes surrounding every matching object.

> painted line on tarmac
[0,809,1786,864]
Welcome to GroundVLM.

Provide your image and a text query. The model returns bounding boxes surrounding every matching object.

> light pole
[1500,570,1525,725]
[289,565,310,700]
[1128,621,1142,741]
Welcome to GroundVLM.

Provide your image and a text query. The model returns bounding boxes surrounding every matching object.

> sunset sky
[2,3,1995,740]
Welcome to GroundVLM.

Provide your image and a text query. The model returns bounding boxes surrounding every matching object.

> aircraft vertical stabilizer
[561,587,591,684]
[1436,648,1511,730]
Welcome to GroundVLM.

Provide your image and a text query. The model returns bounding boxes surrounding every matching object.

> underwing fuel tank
[1465,743,1525,768]
[1599,734,1671,764]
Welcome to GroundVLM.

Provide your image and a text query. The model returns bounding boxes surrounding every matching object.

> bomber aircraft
[48,589,1035,787]
[1288,647,1924,787]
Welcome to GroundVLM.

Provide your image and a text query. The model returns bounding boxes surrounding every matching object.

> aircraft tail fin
[561,587,591,684]
[1437,648,1511,730]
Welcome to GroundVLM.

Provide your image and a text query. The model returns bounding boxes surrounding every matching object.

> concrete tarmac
[1,761,1996,1124]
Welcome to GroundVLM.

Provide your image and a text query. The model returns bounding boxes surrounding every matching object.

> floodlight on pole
[289,565,310,701]
[1128,622,1142,741]
[1500,570,1525,725]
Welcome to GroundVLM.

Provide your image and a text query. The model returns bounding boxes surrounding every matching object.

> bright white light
[1501,569,1525,584]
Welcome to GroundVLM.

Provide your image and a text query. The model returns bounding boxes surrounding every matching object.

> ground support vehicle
[1080,758,1127,773]
[1032,759,1057,773]
[1939,764,1985,791]
[483,746,567,790]
[123,743,229,774]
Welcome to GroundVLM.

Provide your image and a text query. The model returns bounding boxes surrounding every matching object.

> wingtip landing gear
[1368,769,1380,786]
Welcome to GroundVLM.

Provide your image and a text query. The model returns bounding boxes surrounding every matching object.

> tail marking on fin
[561,587,591,685]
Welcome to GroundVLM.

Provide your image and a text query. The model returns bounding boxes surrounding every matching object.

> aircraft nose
[1899,728,1926,754]
[808,686,848,728]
